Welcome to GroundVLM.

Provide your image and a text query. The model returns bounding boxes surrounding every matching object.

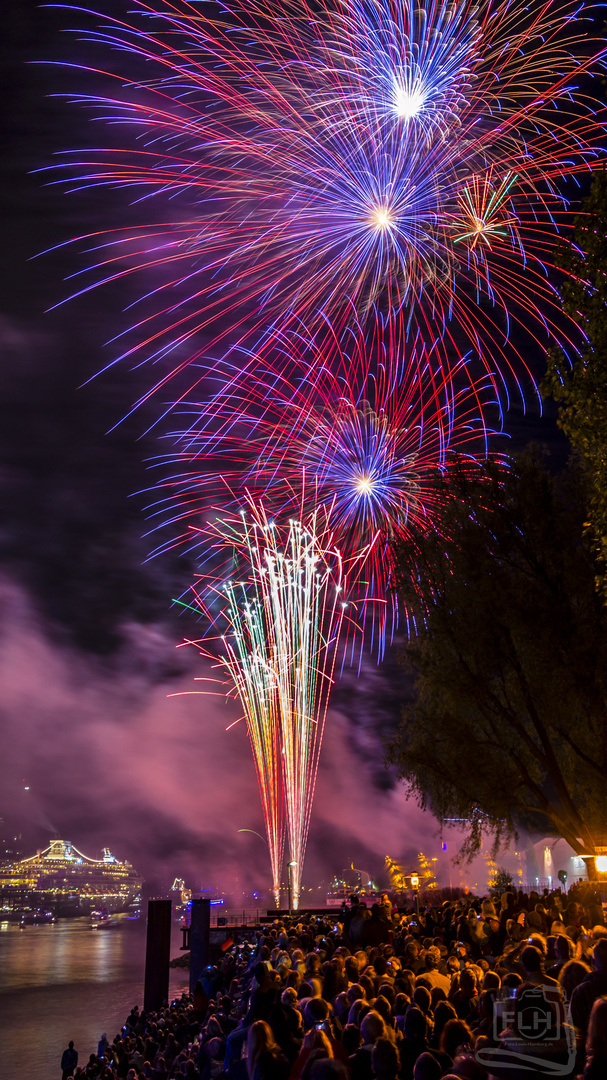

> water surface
[0,916,190,1079]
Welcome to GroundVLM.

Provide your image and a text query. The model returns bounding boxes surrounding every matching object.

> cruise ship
[0,839,142,917]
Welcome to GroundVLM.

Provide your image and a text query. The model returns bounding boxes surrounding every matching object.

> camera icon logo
[476,983,575,1076]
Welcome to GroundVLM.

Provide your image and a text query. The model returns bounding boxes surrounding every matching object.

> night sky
[1,1,570,898]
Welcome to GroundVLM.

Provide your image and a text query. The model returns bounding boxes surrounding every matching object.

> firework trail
[45,0,606,412]
[179,496,352,906]
[146,310,499,655]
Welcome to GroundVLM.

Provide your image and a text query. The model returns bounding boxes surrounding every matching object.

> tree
[543,168,607,591]
[488,867,514,899]
[387,452,607,875]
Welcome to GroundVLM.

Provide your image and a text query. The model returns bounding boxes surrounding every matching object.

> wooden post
[189,898,211,993]
[144,898,172,1012]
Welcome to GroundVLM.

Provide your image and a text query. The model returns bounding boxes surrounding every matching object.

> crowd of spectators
[62,884,607,1080]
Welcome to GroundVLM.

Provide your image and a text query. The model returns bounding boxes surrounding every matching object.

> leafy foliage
[387,452,607,867]
[543,169,607,590]
[489,866,514,898]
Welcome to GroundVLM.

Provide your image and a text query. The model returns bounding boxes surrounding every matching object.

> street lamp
[410,874,420,919]
[288,861,298,914]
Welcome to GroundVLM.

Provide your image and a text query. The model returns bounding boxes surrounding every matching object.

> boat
[20,908,56,926]
[0,840,142,917]
[91,915,120,930]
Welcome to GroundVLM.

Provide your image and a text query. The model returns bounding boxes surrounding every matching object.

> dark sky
[0,1,569,898]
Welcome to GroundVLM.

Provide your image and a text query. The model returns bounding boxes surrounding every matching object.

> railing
[210,908,266,927]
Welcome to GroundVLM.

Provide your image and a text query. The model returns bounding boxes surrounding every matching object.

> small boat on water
[91,915,120,929]
[20,909,56,927]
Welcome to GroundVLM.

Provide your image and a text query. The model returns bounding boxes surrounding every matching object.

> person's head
[306,953,322,975]
[413,1053,442,1080]
[440,1019,474,1059]
[206,1016,224,1038]
[68,1042,74,1050]
[304,998,330,1030]
[447,1056,486,1080]
[425,946,441,970]
[554,934,574,963]
[482,971,500,991]
[397,969,415,999]
[413,985,432,1015]
[403,1005,426,1041]
[559,959,591,1001]
[347,999,371,1028]
[586,996,607,1060]
[433,1000,457,1039]
[345,956,359,980]
[370,1037,399,1080]
[393,992,409,1016]
[430,986,447,1010]
[348,980,368,1007]
[520,945,543,974]
[373,996,392,1026]
[361,1010,387,1046]
[309,1061,348,1080]
[446,956,460,977]
[340,1024,361,1055]
[378,982,395,1005]
[333,992,350,1023]
[374,956,389,978]
[592,939,607,974]
[459,969,477,995]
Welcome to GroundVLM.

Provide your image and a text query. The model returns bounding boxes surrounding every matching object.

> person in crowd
[61,1041,79,1080]
[571,940,607,1048]
[417,946,451,994]
[580,996,607,1079]
[399,1007,433,1080]
[450,968,479,1021]
[412,1053,442,1080]
[369,1037,398,1080]
[246,1020,290,1080]
[519,944,561,990]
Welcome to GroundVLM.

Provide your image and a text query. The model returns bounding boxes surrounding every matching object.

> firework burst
[44,0,606,411]
[180,496,352,906]
[147,311,498,655]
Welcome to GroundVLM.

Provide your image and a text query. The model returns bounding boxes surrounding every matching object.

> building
[0,839,142,916]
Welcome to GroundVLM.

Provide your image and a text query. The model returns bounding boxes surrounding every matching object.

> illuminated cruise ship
[0,839,142,916]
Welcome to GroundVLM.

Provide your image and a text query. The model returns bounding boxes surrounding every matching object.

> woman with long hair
[246,1021,289,1080]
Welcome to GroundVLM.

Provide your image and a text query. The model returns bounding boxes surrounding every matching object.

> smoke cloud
[0,574,460,898]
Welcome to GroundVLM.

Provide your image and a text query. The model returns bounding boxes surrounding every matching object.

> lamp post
[411,874,420,919]
[288,861,298,915]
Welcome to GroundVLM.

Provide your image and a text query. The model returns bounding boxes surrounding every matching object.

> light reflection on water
[0,917,190,1080]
